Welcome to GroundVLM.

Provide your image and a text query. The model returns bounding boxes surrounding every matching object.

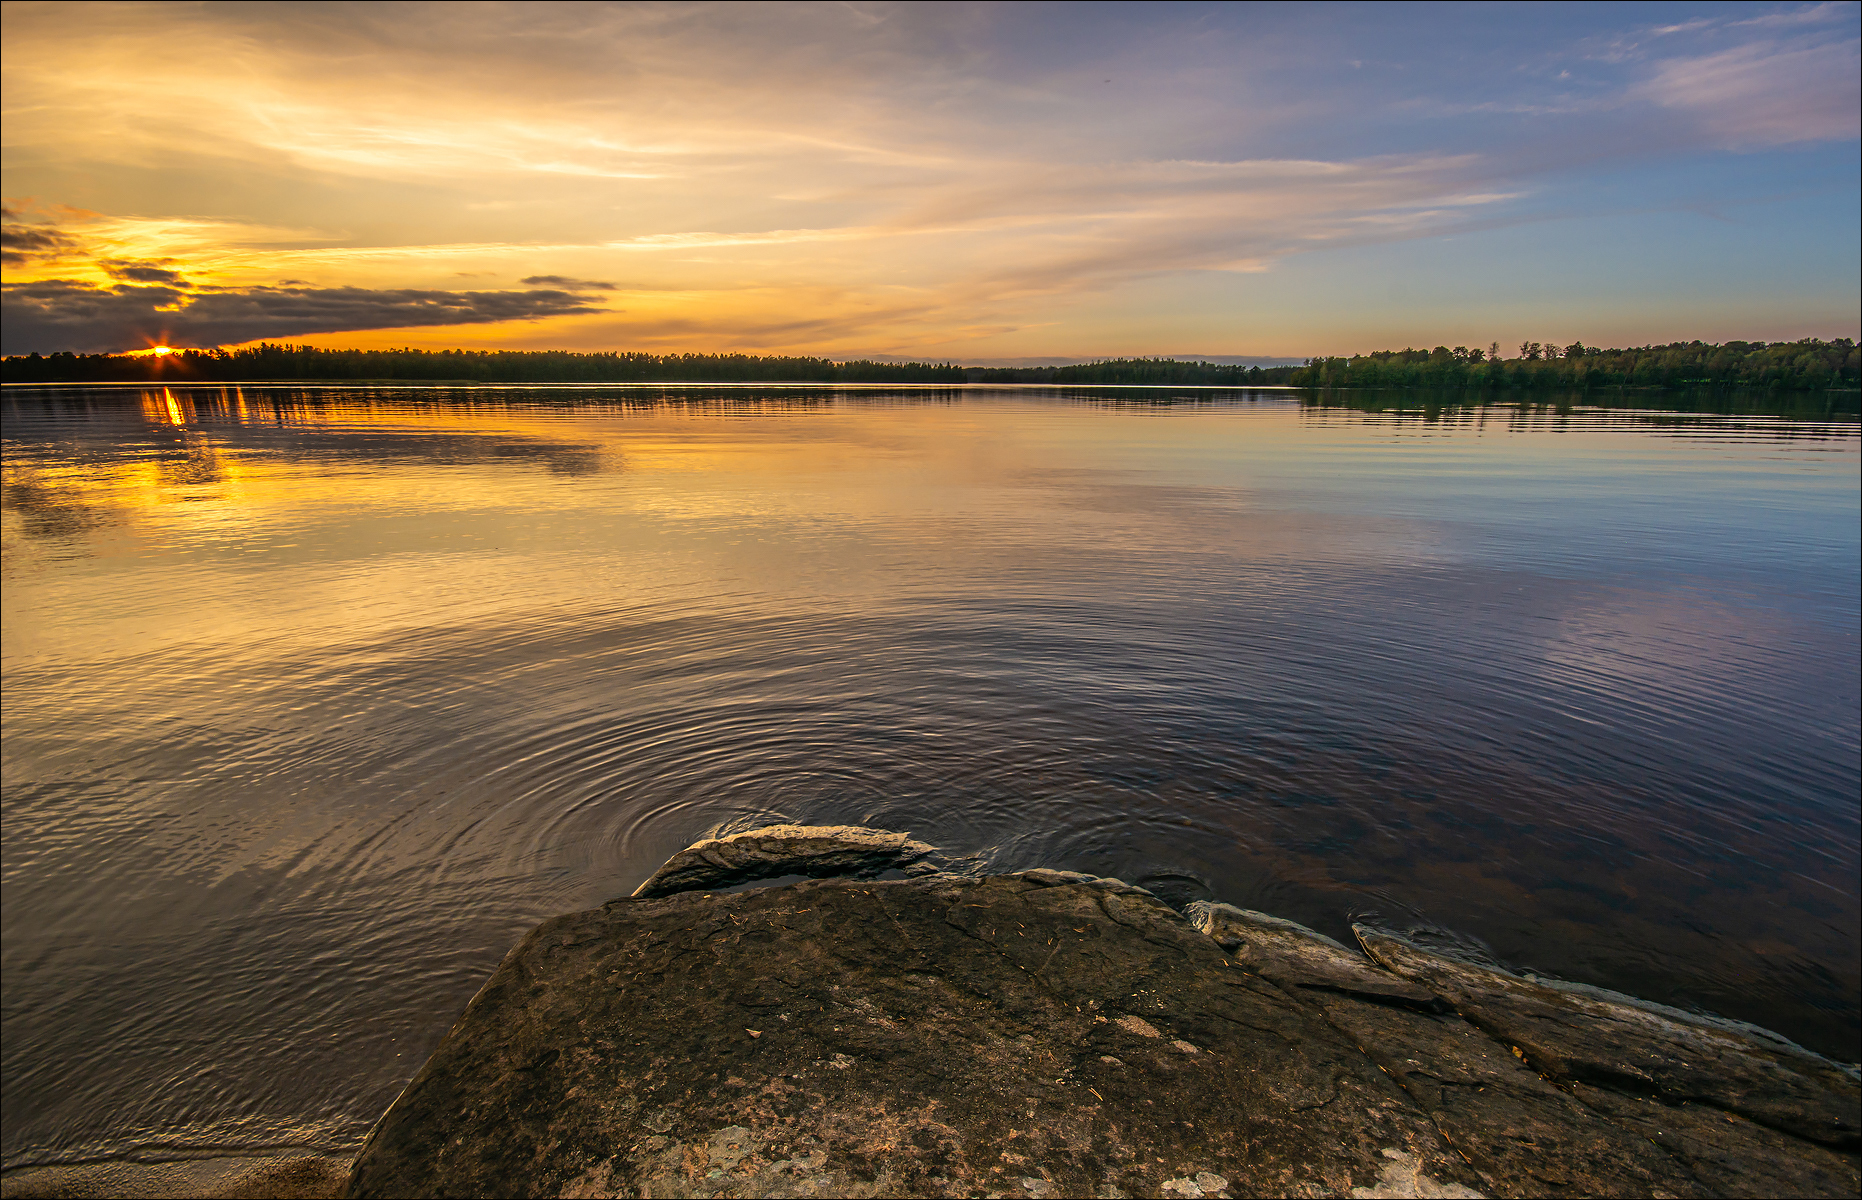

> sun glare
[151,345,175,355]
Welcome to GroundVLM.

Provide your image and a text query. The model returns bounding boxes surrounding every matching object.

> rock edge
[631,824,943,898]
[347,827,1860,1199]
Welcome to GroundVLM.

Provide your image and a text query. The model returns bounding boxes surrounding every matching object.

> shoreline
[347,826,1857,1199]
[9,825,1859,1200]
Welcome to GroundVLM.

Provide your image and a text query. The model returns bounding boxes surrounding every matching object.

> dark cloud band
[0,280,609,354]
[0,223,85,266]
[520,274,616,290]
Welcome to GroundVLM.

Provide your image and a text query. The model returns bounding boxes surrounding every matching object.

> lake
[2,384,1857,1170]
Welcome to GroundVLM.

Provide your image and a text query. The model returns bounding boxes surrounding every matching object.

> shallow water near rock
[2,384,1857,1170]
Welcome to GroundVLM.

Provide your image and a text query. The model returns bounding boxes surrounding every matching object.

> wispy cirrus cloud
[1729,2,1853,30]
[1635,35,1861,145]
[1,142,1540,352]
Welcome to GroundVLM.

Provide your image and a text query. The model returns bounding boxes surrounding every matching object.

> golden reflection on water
[8,386,1856,619]
[14,387,1187,656]
[1,385,1857,1168]
[9,387,1858,564]
[20,389,631,533]
[8,387,1112,555]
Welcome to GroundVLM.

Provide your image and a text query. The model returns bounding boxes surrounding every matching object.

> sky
[1,0,1857,361]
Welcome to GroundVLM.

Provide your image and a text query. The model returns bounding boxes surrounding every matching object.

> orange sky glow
[2,1,1857,359]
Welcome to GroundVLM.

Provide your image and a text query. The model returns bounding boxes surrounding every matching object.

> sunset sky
[2,0,1857,360]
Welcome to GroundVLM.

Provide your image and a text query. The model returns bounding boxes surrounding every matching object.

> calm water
[3,385,1858,1168]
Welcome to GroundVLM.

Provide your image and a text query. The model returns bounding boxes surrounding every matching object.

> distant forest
[1290,338,1858,392]
[1,337,1855,390]
[0,345,967,384]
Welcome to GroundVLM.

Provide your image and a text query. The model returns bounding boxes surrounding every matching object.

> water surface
[3,385,1857,1168]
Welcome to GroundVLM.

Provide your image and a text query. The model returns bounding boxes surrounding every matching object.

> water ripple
[3,387,1856,1168]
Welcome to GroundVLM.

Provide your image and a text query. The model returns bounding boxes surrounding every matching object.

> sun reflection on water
[0,386,1855,1182]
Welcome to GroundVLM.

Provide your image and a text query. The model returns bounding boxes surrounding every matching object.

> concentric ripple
[2,385,1857,1169]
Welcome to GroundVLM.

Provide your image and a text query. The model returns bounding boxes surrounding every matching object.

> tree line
[962,359,1299,384]
[2,338,1854,390]
[0,344,967,384]
[1291,338,1858,392]
[0,346,1307,386]
[0,345,1304,386]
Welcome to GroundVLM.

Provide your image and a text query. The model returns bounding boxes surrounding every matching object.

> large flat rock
[346,835,1859,1199]
[348,873,1484,1199]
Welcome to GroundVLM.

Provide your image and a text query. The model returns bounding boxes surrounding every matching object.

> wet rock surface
[1357,926,1862,1151]
[1185,903,1441,1010]
[0,1154,351,1199]
[630,825,943,899]
[348,835,1859,1199]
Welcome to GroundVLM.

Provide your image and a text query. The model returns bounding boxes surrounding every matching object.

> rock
[1184,903,1440,1009]
[1297,980,1716,1197]
[1016,868,1102,888]
[1019,869,1162,901]
[348,874,1483,1199]
[344,830,1858,1199]
[0,1154,351,1199]
[1565,1081,1862,1198]
[630,824,940,898]
[1356,925,1862,1149]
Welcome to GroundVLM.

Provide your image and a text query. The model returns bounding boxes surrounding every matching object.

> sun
[150,345,175,356]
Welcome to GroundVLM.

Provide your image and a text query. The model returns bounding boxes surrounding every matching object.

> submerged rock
[1356,925,1862,1150]
[1184,902,1440,1009]
[0,1154,351,1199]
[630,824,941,898]
[1201,907,1859,1198]
[346,832,1860,1199]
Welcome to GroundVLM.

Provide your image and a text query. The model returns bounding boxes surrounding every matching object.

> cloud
[1650,18,1720,37]
[1,3,1855,356]
[2,205,619,351]
[1729,3,1851,29]
[3,204,350,282]
[99,258,191,285]
[1,207,86,265]
[0,138,1546,355]
[0,280,609,354]
[519,274,616,290]
[1636,35,1861,145]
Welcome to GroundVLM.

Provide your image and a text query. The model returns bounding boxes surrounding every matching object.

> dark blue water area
[1,385,1857,1166]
